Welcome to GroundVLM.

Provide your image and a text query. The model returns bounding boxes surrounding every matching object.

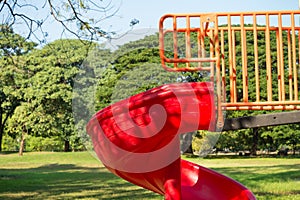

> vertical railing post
[291,13,299,100]
[265,14,273,102]
[253,14,260,102]
[278,13,286,101]
[186,16,191,69]
[173,16,178,69]
[214,16,223,128]
[240,14,248,103]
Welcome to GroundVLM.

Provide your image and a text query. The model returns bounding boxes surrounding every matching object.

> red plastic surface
[86,82,256,200]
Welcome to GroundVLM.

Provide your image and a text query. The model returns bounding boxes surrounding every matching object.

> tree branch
[1,0,48,43]
[0,0,139,43]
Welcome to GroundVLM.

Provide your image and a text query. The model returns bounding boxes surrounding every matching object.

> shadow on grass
[0,164,161,200]
[212,164,300,181]
[211,164,300,198]
[0,151,19,155]
[1,160,299,199]
[184,154,300,159]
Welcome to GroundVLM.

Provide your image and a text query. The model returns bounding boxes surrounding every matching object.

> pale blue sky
[6,0,300,43]
[102,0,300,47]
[117,0,299,30]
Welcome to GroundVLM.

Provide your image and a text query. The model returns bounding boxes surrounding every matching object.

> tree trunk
[0,132,2,152]
[181,132,193,154]
[0,114,3,152]
[64,140,70,152]
[0,110,11,152]
[292,144,296,155]
[19,133,25,156]
[0,108,2,152]
[184,144,193,154]
[251,128,259,156]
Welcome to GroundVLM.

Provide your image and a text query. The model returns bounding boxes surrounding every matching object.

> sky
[99,0,300,47]
[119,0,299,30]
[5,0,300,45]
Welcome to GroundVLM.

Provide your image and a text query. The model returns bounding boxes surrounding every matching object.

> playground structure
[159,10,300,128]
[87,10,300,200]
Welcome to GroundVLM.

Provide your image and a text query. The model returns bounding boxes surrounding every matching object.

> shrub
[2,135,18,151]
[26,136,64,151]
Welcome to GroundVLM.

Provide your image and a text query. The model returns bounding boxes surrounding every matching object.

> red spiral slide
[86,82,256,200]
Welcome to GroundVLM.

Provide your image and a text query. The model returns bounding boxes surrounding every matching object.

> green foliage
[2,135,18,151]
[95,34,179,110]
[1,24,299,154]
[26,136,64,152]
[0,32,98,152]
[0,26,37,151]
[17,39,95,151]
[0,25,36,57]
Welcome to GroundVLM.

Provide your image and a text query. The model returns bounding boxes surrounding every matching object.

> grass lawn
[0,152,299,200]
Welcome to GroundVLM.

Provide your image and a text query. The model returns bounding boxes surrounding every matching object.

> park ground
[0,151,299,200]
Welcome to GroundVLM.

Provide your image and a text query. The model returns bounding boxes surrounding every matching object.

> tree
[24,39,94,152]
[7,103,32,155]
[0,0,138,43]
[0,26,36,151]
[5,39,98,154]
[95,34,164,109]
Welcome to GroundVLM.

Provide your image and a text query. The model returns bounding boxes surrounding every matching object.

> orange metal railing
[159,10,300,126]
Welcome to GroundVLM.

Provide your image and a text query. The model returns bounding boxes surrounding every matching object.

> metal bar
[298,32,300,100]
[224,105,300,111]
[276,30,281,101]
[232,29,237,103]
[160,11,300,19]
[221,29,226,103]
[265,14,273,102]
[278,13,286,101]
[186,16,191,69]
[173,16,178,69]
[200,17,206,60]
[214,17,223,128]
[223,100,300,106]
[163,57,217,63]
[292,14,299,100]
[204,21,209,35]
[159,17,166,69]
[218,26,300,31]
[223,111,300,131]
[197,28,202,68]
[163,26,300,34]
[227,15,235,103]
[241,14,248,102]
[253,14,260,102]
[209,29,215,81]
[288,29,293,100]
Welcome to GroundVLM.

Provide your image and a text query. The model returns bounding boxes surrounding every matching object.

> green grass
[0,152,160,200]
[186,155,300,200]
[0,152,299,200]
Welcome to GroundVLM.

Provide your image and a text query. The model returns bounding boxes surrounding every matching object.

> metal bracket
[222,111,300,131]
